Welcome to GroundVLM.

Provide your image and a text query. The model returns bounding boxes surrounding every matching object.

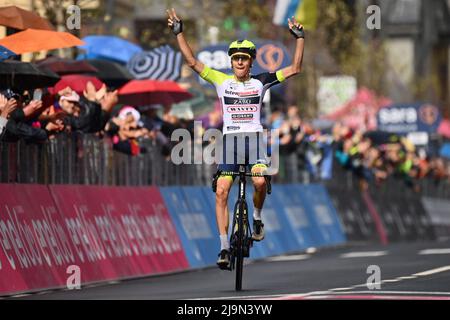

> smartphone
[33,89,42,101]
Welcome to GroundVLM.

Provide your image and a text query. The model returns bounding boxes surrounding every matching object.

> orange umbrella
[0,5,54,30]
[0,29,84,54]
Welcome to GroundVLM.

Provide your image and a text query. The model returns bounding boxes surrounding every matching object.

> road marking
[10,294,31,298]
[304,294,450,300]
[413,266,450,277]
[395,276,418,280]
[340,251,388,258]
[419,248,450,255]
[328,287,358,291]
[318,290,450,296]
[265,254,311,262]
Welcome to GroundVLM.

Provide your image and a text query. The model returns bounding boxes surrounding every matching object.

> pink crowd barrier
[0,184,189,296]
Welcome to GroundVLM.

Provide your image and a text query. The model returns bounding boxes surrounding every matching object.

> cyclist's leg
[215,174,233,237]
[251,163,267,213]
[250,163,267,241]
[216,170,234,268]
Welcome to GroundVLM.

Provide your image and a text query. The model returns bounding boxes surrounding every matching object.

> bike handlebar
[212,170,272,194]
[219,171,270,177]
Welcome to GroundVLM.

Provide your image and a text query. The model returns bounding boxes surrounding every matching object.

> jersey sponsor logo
[224,96,260,105]
[224,89,259,97]
[226,126,241,131]
[226,106,258,113]
[232,114,254,120]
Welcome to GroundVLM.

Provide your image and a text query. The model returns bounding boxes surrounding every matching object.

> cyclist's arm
[279,37,304,80]
[167,8,205,75]
[279,17,305,80]
[176,32,205,75]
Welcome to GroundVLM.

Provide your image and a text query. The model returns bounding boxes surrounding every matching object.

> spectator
[0,93,17,139]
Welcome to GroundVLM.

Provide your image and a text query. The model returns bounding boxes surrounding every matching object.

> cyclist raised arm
[166,8,205,74]
[279,17,305,80]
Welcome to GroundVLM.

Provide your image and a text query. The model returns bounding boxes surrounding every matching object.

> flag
[273,0,317,30]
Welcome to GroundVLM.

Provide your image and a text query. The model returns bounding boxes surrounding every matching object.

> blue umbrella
[77,35,143,64]
[0,45,16,61]
[440,143,450,160]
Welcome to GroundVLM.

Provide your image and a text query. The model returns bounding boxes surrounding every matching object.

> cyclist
[167,8,305,269]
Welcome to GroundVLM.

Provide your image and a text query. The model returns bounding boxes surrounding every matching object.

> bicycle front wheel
[235,199,247,291]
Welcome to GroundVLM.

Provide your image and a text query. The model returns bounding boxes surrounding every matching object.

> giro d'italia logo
[419,104,439,126]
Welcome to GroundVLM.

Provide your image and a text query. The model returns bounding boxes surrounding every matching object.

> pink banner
[0,184,188,296]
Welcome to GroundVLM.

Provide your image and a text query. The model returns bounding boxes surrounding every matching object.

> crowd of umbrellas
[0,5,192,107]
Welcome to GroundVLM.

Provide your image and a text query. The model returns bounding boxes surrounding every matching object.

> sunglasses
[231,55,251,61]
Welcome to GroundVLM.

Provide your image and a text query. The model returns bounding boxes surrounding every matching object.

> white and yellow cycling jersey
[200,65,285,135]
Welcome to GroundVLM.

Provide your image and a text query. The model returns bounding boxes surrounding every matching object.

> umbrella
[440,143,450,160]
[78,35,142,64]
[0,45,16,61]
[0,29,84,55]
[85,59,133,88]
[118,80,193,106]
[0,60,60,91]
[50,74,104,95]
[437,118,450,139]
[127,45,182,81]
[0,5,54,31]
[36,56,98,75]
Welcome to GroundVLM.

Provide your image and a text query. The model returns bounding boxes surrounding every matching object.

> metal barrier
[0,133,217,186]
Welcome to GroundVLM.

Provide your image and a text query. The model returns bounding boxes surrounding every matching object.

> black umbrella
[0,60,60,91]
[35,56,98,75]
[85,59,133,89]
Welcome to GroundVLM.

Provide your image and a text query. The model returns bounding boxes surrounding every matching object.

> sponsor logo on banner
[419,104,439,126]
[256,44,284,72]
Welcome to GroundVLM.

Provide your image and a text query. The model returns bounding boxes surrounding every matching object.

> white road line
[10,294,31,298]
[419,249,450,255]
[413,266,450,277]
[328,287,358,291]
[340,251,388,258]
[265,254,311,262]
[320,291,450,296]
[395,276,418,280]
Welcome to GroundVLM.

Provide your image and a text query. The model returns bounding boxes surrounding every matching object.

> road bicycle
[213,165,271,291]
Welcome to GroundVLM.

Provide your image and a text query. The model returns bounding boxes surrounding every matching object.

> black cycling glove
[290,24,305,39]
[171,19,183,36]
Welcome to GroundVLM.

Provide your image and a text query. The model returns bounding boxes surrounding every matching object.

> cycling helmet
[228,39,257,59]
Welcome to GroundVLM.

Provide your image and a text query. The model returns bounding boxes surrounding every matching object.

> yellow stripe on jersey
[199,65,231,86]
[276,70,285,83]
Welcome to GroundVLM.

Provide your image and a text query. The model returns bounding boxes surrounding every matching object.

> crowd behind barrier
[1,72,449,193]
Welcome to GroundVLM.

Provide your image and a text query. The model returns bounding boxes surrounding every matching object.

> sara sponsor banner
[0,184,188,296]
[377,103,442,134]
